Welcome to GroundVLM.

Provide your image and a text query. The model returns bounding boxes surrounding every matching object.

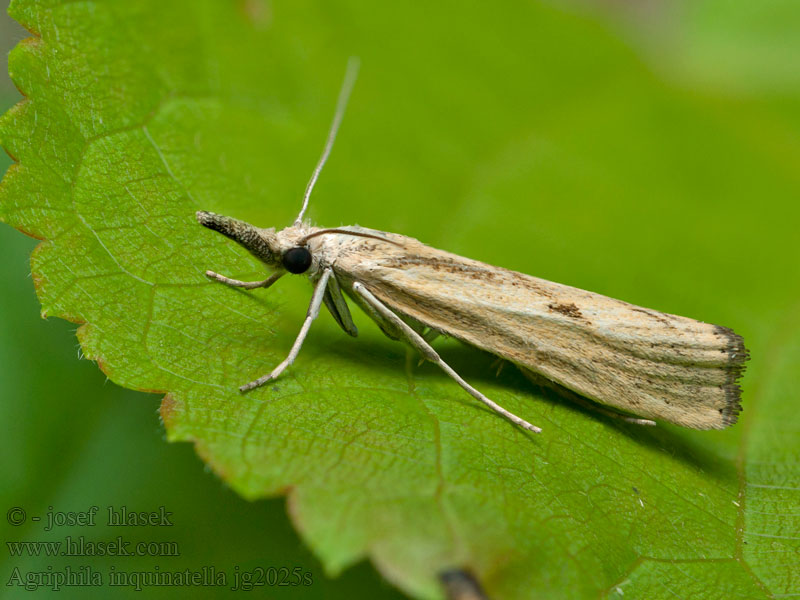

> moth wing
[328,232,747,430]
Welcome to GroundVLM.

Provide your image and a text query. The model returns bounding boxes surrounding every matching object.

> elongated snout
[196,210,280,266]
[196,210,247,236]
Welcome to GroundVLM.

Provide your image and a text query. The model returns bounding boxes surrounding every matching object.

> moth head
[196,211,282,269]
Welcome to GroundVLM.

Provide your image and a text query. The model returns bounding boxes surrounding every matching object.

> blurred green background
[1,0,798,598]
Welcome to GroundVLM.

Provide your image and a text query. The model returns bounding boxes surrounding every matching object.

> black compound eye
[282,246,313,274]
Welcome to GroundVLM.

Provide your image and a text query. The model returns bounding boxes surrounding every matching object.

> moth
[197,59,747,433]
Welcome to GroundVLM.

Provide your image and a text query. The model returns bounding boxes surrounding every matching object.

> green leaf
[1,0,798,598]
[0,210,405,600]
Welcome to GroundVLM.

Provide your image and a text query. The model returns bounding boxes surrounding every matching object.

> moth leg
[353,282,541,434]
[348,284,404,341]
[557,389,657,427]
[581,400,656,427]
[574,397,656,426]
[518,368,656,427]
[350,292,430,343]
[489,356,506,377]
[416,328,441,367]
[422,327,440,343]
[323,273,358,337]
[206,270,284,290]
[240,268,333,392]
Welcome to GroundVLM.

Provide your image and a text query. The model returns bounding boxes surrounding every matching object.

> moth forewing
[314,228,747,430]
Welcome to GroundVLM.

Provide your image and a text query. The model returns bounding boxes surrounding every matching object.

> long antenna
[294,56,361,226]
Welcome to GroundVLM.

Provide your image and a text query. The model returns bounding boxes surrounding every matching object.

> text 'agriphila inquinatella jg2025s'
[196,58,748,434]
